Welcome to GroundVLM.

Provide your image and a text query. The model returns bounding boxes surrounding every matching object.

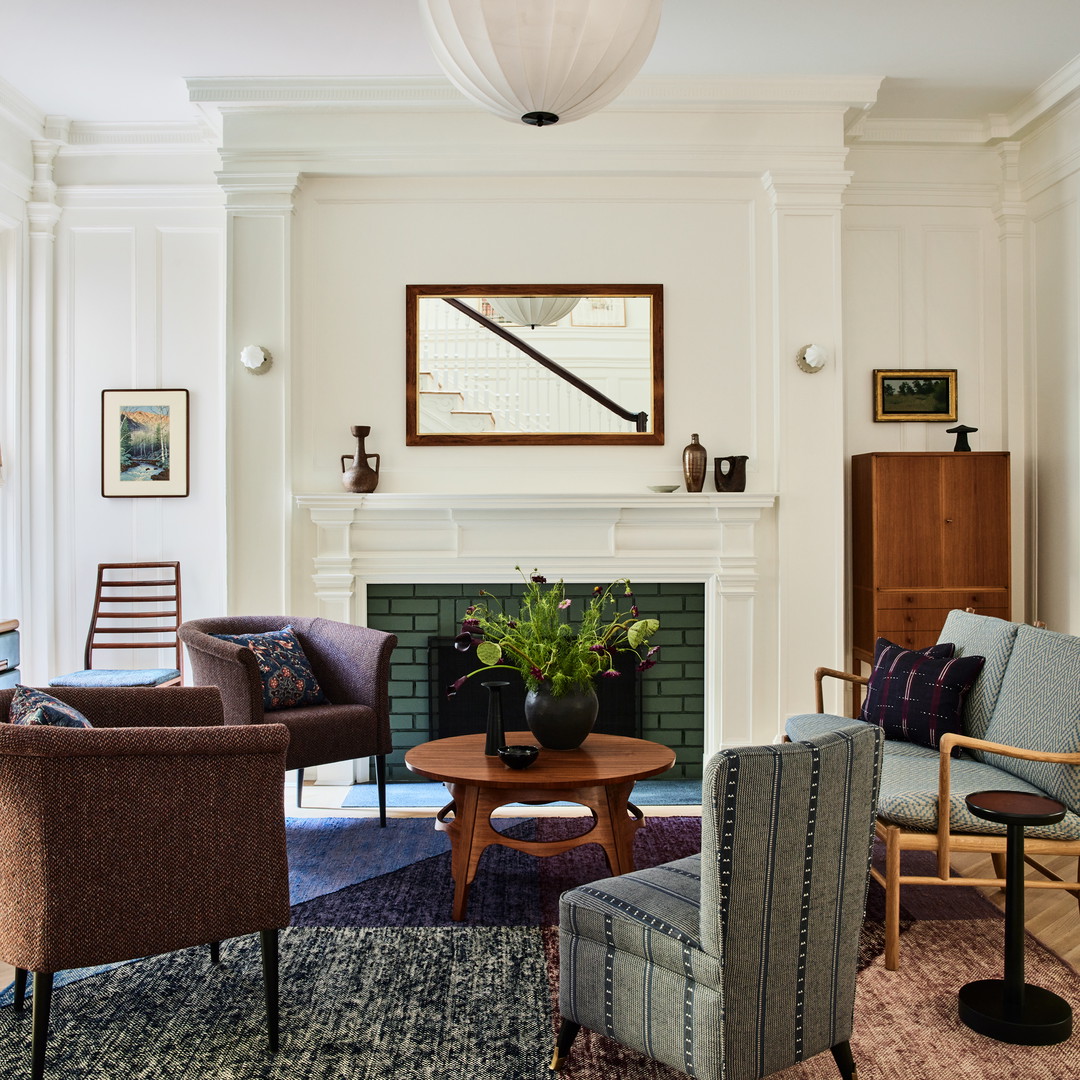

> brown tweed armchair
[178,616,397,821]
[0,686,292,1080]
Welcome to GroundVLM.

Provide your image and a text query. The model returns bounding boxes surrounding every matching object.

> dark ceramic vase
[714,455,748,492]
[341,425,381,493]
[523,684,598,750]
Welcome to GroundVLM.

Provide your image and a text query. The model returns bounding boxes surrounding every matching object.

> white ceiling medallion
[419,0,663,127]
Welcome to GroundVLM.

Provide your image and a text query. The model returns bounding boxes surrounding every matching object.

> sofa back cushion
[981,623,1080,813]
[936,609,1019,744]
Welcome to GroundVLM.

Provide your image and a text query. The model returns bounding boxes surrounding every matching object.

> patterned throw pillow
[859,639,985,751]
[212,626,327,712]
[8,685,93,728]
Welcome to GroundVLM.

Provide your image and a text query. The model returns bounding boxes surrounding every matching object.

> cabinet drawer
[877,589,1009,610]
[877,608,956,633]
[874,630,942,652]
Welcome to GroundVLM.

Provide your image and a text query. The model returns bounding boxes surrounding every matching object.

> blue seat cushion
[8,685,92,728]
[49,668,180,688]
[211,625,327,712]
[875,738,1080,841]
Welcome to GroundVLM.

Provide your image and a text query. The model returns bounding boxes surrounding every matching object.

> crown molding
[60,121,219,154]
[187,74,883,114]
[57,184,225,209]
[0,77,45,139]
[847,117,992,146]
[843,180,999,208]
[990,52,1080,139]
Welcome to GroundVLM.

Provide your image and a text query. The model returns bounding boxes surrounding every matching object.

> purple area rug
[290,816,704,928]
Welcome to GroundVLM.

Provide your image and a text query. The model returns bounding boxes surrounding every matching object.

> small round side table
[958,790,1073,1045]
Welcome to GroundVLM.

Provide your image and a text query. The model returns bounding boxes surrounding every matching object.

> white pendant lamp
[486,296,581,327]
[419,0,663,127]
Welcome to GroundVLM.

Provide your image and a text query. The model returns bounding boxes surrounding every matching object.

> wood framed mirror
[406,284,664,445]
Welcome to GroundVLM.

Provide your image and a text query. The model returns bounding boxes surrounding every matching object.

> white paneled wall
[43,210,225,683]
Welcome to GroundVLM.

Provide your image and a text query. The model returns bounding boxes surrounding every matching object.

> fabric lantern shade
[419,0,663,127]
[486,296,581,326]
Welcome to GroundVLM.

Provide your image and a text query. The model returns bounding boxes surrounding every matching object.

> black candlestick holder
[482,681,510,756]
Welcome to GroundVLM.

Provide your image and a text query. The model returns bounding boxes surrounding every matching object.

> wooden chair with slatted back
[49,562,183,688]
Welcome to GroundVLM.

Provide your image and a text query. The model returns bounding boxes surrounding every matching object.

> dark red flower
[600,669,622,678]
[446,675,469,698]
[529,666,546,681]
[453,632,478,652]
[460,618,481,633]
[531,574,547,583]
[631,605,639,617]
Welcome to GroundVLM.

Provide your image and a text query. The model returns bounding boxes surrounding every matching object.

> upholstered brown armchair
[178,616,397,822]
[0,686,292,1080]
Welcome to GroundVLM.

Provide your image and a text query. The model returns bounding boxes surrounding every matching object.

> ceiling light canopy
[419,0,663,127]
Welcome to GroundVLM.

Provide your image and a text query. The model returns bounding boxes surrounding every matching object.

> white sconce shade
[486,296,580,326]
[419,0,663,127]
[796,344,828,373]
[240,345,272,374]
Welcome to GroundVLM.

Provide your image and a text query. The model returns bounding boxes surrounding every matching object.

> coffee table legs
[434,780,644,921]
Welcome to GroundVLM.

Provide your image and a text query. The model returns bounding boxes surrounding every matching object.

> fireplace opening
[364,581,704,782]
[429,636,641,741]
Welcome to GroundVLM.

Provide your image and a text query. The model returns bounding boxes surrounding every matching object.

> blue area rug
[340,778,703,808]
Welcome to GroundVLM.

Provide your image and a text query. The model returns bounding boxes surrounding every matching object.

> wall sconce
[240,345,272,375]
[796,344,828,374]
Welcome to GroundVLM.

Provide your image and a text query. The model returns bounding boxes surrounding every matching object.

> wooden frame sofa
[786,609,1080,970]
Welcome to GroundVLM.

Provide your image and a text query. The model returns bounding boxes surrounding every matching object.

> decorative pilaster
[995,142,1028,621]
[24,134,63,679]
[763,169,852,716]
[220,170,301,613]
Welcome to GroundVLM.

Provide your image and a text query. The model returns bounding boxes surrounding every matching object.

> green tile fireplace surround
[365,582,705,782]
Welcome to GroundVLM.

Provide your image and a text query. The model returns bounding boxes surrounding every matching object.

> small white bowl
[647,484,680,493]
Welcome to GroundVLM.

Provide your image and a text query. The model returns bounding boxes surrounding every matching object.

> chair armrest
[814,667,868,716]
[932,733,1080,877]
[304,619,397,714]
[178,626,266,725]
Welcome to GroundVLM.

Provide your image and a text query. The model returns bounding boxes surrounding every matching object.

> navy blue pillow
[212,626,327,712]
[9,686,93,728]
[860,639,984,750]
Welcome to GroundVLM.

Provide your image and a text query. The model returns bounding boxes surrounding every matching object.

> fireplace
[296,491,777,783]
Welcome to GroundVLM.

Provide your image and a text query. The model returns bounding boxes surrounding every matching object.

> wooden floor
[951,851,1080,971]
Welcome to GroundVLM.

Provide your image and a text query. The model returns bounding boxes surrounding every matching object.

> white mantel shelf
[295,491,778,760]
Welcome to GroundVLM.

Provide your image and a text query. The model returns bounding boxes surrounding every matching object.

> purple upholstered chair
[0,686,291,1080]
[178,616,397,822]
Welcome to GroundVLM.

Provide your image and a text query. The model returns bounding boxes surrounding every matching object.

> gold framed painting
[101,388,189,497]
[873,369,957,422]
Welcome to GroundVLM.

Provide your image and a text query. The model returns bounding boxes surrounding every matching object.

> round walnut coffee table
[404,731,676,921]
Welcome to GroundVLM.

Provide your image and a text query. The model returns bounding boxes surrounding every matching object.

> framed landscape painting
[101,389,189,497]
[873,369,957,422]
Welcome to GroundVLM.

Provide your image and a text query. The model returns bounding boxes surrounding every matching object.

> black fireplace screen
[429,636,642,741]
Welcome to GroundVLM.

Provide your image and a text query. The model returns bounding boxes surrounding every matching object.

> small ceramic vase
[714,455,748,493]
[341,425,381,493]
[682,434,707,492]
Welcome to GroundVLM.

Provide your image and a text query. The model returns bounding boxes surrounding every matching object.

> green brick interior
[365,582,705,782]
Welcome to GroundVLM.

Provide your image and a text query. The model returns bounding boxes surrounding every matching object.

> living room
[1,2,1080,1077]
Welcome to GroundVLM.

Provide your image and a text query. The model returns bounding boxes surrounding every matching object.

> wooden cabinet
[851,452,1010,665]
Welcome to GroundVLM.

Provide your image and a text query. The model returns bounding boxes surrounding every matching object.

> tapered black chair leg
[209,941,221,964]
[261,929,280,1053]
[30,972,53,1080]
[831,1039,857,1080]
[13,968,27,1010]
[376,754,388,827]
[550,1018,581,1071]
[296,768,304,808]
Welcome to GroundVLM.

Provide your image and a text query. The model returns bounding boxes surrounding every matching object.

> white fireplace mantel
[295,491,778,762]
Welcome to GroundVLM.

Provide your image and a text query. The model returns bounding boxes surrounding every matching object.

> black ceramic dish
[498,744,540,770]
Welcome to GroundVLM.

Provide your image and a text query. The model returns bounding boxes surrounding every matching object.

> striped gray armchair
[553,723,883,1080]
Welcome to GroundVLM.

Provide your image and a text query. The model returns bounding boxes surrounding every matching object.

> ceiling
[5,0,1080,126]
